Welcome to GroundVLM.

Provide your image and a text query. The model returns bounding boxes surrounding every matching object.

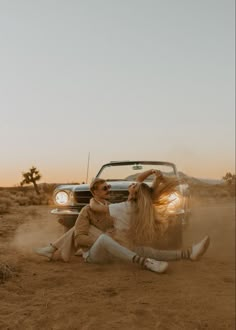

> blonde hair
[89,178,106,195]
[127,177,180,246]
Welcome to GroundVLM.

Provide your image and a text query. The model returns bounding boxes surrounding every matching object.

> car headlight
[55,191,69,206]
[167,192,183,213]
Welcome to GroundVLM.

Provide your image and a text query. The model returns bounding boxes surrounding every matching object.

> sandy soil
[0,200,235,330]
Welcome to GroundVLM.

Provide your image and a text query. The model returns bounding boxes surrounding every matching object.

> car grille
[74,190,129,205]
[109,190,129,203]
[74,191,92,204]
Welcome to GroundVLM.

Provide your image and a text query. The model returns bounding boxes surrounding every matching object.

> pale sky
[0,0,235,186]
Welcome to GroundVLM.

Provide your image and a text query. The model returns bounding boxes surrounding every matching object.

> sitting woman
[89,169,209,260]
[90,169,181,247]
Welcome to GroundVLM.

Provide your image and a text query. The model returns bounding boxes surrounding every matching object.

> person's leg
[134,235,210,262]
[87,234,168,273]
[134,246,181,261]
[189,235,210,261]
[35,227,75,261]
[87,234,137,263]
[35,245,56,259]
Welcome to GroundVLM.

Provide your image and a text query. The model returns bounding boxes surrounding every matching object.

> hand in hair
[151,170,163,179]
[136,169,162,183]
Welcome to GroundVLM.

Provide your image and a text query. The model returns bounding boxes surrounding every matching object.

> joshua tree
[21,166,42,195]
[223,172,236,185]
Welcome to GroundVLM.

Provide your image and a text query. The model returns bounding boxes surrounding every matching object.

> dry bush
[0,203,10,214]
[0,187,52,211]
[0,191,12,198]
[41,183,58,195]
[0,263,15,283]
[226,184,236,197]
[190,182,235,202]
[0,192,15,214]
[212,189,230,199]
[18,197,31,206]
[12,189,50,206]
[26,191,49,205]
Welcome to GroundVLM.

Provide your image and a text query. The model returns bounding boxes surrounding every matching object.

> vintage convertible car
[51,161,191,248]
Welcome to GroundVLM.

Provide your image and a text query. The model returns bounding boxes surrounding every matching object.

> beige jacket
[74,205,114,249]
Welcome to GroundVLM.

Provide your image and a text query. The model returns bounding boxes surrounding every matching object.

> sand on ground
[0,200,235,330]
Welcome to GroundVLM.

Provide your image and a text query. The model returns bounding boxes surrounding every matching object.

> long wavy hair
[127,176,180,246]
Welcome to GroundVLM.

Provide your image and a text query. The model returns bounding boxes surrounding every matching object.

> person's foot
[74,248,83,256]
[190,235,210,261]
[34,245,56,259]
[144,258,168,273]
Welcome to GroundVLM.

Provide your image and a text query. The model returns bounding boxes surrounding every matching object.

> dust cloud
[184,200,235,260]
[10,214,63,255]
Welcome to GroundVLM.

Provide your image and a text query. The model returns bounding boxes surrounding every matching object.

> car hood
[55,181,135,192]
[55,180,186,192]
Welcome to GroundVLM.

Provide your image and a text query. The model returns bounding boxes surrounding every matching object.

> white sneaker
[74,248,83,256]
[34,245,56,259]
[144,258,168,273]
[190,235,210,261]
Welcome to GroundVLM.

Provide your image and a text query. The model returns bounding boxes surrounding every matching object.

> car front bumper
[51,208,80,216]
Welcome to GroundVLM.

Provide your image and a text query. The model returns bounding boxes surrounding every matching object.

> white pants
[85,234,182,264]
[86,234,136,264]
[134,246,181,261]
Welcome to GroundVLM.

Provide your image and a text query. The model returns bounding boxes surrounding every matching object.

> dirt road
[0,201,235,330]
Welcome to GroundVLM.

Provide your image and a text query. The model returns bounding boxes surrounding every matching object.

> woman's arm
[136,169,163,183]
[136,169,164,200]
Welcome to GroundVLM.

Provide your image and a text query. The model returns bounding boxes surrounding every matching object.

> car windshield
[96,163,177,182]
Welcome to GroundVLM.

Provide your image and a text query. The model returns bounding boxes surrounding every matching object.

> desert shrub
[227,184,236,197]
[15,191,24,198]
[213,189,227,199]
[27,192,43,205]
[41,183,58,195]
[26,190,49,205]
[0,191,12,198]
[0,196,14,214]
[15,195,30,206]
[0,196,13,206]
[0,186,52,209]
[0,203,9,214]
[0,263,15,283]
[10,190,49,206]
[190,181,235,201]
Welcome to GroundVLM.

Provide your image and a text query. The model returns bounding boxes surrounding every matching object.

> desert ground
[0,199,235,330]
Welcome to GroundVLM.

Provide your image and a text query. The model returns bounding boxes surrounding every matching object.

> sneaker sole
[33,248,53,260]
[192,236,210,261]
[159,263,168,273]
[149,262,168,273]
